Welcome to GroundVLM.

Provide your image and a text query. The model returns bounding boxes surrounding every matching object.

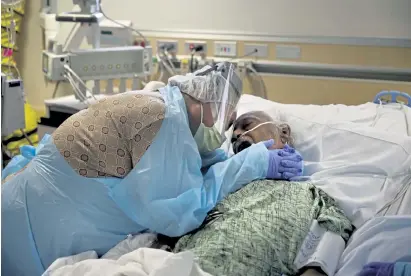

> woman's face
[187,99,236,135]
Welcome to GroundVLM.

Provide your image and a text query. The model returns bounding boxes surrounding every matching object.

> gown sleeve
[139,142,269,237]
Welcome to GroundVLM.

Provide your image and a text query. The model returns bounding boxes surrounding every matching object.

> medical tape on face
[241,121,277,137]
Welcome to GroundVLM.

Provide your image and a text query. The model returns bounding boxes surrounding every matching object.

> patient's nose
[231,132,241,143]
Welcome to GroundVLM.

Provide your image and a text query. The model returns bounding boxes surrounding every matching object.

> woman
[1,62,303,275]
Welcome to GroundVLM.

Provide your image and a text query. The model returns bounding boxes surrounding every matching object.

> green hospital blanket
[174,181,353,276]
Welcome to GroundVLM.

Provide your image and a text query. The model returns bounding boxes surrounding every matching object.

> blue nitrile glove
[358,262,395,276]
[20,145,36,159]
[263,140,303,180]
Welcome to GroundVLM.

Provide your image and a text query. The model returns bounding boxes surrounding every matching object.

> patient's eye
[243,122,252,130]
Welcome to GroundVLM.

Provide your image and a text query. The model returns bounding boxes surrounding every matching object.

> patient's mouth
[234,140,252,154]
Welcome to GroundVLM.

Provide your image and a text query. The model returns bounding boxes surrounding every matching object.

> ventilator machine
[40,0,153,116]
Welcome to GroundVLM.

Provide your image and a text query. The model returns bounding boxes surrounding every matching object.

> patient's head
[231,111,294,154]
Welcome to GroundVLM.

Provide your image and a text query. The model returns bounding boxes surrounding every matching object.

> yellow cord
[1,0,24,79]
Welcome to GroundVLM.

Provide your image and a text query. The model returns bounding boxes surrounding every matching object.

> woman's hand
[358,262,395,276]
[263,140,303,180]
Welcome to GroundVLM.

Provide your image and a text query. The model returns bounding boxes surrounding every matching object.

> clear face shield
[169,62,242,154]
[194,62,242,137]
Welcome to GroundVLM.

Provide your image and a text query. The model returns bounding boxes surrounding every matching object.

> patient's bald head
[231,111,294,154]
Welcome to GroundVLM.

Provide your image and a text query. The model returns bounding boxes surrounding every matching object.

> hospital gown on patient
[175,180,353,276]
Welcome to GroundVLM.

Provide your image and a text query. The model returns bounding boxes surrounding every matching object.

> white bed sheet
[229,95,411,228]
[335,216,411,276]
[43,248,212,276]
[43,234,212,276]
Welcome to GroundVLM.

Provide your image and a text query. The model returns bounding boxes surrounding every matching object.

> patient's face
[231,111,292,154]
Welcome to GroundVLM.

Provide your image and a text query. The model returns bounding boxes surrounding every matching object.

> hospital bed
[233,90,411,222]
[231,90,411,275]
[43,90,411,275]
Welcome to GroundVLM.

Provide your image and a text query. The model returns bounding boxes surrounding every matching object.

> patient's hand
[358,262,395,276]
[264,140,303,180]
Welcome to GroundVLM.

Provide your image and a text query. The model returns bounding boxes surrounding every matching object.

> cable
[65,74,85,101]
[3,4,22,80]
[188,46,205,73]
[51,81,61,98]
[66,74,90,104]
[1,0,23,6]
[372,101,411,136]
[190,52,195,73]
[400,103,410,136]
[98,3,148,47]
[370,100,383,128]
[376,174,411,216]
[157,48,177,75]
[64,72,90,104]
[164,50,177,73]
[2,141,13,159]
[158,69,164,83]
[19,128,33,146]
[247,63,268,99]
[67,74,89,103]
[156,53,175,76]
[63,23,79,49]
[230,49,258,61]
[63,64,97,101]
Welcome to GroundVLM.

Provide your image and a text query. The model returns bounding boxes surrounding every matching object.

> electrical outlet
[214,41,237,57]
[276,45,301,60]
[184,41,207,54]
[244,43,268,57]
[157,40,178,53]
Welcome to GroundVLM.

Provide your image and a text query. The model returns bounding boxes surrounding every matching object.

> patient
[170,111,352,276]
[231,110,294,154]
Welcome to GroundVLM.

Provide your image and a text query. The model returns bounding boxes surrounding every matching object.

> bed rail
[373,90,411,107]
[170,56,411,82]
[250,61,411,82]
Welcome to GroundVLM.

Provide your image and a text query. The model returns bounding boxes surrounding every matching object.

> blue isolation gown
[1,86,270,275]
[394,262,411,276]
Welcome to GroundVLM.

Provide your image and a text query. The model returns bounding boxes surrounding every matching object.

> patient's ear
[279,123,294,145]
[279,123,291,136]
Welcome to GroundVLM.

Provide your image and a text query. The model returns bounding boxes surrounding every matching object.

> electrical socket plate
[244,43,268,57]
[214,41,237,57]
[275,45,301,59]
[157,40,178,53]
[184,41,207,54]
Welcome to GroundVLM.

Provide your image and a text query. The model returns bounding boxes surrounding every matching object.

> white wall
[97,0,411,39]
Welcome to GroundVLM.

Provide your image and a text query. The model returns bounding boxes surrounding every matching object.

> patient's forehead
[234,111,275,129]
